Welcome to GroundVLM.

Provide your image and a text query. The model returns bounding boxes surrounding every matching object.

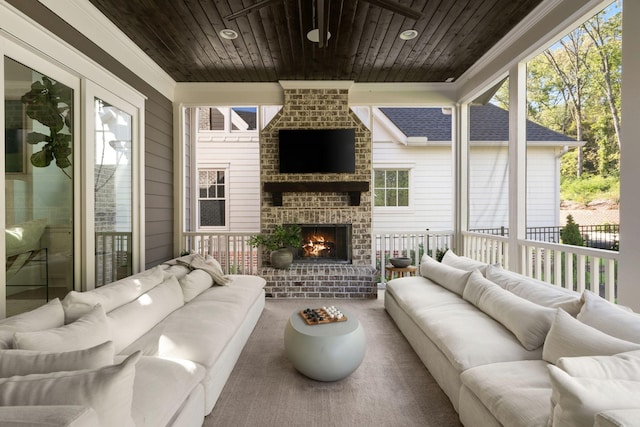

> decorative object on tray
[300,306,347,325]
[389,257,412,268]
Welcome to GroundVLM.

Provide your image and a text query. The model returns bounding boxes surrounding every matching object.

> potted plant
[248,224,302,269]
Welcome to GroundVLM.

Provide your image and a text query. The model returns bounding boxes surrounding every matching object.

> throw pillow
[542,309,640,365]
[0,298,65,349]
[62,265,168,323]
[577,290,640,344]
[179,269,213,302]
[0,341,115,377]
[419,253,473,296]
[485,264,583,316]
[0,351,141,427]
[441,249,489,276]
[462,270,556,350]
[548,365,640,427]
[14,304,112,353]
[557,350,640,381]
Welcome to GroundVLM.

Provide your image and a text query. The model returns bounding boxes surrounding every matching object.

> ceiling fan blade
[359,0,422,20]
[225,0,283,20]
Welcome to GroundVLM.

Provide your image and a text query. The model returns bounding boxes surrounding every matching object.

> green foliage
[248,224,301,252]
[560,175,619,204]
[435,247,448,262]
[560,215,584,247]
[21,76,73,174]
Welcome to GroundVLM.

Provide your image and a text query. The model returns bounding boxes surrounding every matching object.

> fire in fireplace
[292,224,352,264]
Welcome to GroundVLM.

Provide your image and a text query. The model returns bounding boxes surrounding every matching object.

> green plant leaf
[26,132,49,145]
[31,148,53,167]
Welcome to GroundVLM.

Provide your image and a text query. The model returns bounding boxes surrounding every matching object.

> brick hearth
[260,264,376,299]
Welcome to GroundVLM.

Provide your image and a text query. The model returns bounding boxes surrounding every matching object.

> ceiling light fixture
[307,29,331,43]
[219,29,238,40]
[399,29,418,40]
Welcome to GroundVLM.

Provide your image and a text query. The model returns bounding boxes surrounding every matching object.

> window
[374,170,409,207]
[199,169,226,227]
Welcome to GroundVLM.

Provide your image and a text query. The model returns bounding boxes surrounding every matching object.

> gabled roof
[379,104,577,143]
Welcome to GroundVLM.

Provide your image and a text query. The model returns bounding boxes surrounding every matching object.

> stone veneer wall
[259,87,376,299]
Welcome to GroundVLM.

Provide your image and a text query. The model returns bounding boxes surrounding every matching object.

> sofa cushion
[119,274,265,367]
[0,351,141,427]
[441,249,489,276]
[556,350,640,381]
[0,405,99,427]
[543,309,640,365]
[548,364,640,427]
[595,409,640,427]
[577,290,640,344]
[0,341,114,377]
[0,298,65,349]
[62,266,168,323]
[485,264,583,316]
[419,254,472,296]
[5,218,47,257]
[13,304,112,353]
[119,355,205,427]
[108,274,184,354]
[463,271,556,350]
[179,269,213,302]
[460,360,552,427]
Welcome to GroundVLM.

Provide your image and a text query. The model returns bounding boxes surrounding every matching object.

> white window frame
[83,81,144,290]
[196,166,229,231]
[373,168,412,209]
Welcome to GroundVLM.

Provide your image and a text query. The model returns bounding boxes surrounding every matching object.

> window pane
[374,189,385,206]
[398,189,409,206]
[200,200,225,226]
[398,171,409,188]
[217,185,225,198]
[94,98,133,287]
[386,190,397,206]
[386,171,397,187]
[374,170,385,188]
[4,57,74,315]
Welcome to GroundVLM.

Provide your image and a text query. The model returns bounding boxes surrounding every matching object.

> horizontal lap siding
[373,142,453,233]
[197,138,261,233]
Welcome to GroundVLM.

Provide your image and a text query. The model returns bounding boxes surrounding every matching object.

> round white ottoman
[284,307,366,381]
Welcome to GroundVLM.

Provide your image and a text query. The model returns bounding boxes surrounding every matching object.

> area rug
[204,292,462,427]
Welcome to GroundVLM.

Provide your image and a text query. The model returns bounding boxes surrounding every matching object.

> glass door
[94,98,133,286]
[4,57,76,316]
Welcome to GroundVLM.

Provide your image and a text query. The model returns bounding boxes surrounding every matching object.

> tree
[561,215,584,246]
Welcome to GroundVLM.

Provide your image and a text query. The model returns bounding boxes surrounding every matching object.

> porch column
[507,63,527,273]
[453,103,470,252]
[619,0,640,311]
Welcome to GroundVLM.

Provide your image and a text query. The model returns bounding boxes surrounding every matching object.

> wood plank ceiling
[87,0,544,83]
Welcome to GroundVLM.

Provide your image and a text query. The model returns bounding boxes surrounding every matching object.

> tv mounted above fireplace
[278,128,356,174]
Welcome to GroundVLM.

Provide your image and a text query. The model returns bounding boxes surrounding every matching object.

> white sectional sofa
[0,254,266,426]
[385,250,640,427]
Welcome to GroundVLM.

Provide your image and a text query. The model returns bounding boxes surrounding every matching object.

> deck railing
[181,232,259,274]
[178,229,619,303]
[462,231,619,302]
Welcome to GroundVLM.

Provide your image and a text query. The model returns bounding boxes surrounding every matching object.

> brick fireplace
[258,82,376,299]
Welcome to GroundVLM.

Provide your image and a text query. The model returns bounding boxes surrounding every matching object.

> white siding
[468,145,560,230]
[373,141,454,233]
[196,134,261,233]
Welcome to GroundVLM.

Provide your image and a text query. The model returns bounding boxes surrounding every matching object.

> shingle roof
[379,104,576,142]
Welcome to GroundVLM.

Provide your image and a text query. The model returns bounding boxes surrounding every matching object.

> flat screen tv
[278,128,356,173]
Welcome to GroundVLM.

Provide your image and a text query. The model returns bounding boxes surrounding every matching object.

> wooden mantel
[264,181,369,206]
